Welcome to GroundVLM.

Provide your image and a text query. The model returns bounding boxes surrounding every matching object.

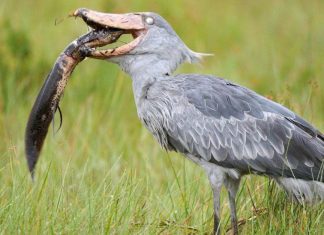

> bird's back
[137,74,324,182]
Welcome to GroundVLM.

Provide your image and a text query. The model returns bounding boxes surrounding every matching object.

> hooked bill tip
[72,8,89,18]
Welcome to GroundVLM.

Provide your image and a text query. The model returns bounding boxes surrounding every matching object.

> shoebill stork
[30,8,324,235]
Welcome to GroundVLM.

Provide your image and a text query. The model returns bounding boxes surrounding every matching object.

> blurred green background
[0,0,323,234]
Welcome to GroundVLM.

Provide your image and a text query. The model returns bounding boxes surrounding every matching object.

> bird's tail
[274,177,324,203]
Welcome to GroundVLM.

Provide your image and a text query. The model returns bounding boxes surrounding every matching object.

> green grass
[0,0,323,234]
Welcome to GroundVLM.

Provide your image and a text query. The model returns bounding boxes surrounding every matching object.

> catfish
[25,29,123,178]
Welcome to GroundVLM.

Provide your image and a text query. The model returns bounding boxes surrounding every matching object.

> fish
[25,29,123,179]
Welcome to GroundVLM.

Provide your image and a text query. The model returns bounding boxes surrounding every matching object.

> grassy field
[0,0,323,234]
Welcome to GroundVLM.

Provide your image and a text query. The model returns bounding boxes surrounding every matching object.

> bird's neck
[116,55,175,104]
[131,73,158,105]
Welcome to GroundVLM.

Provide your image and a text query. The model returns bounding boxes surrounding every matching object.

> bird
[70,8,324,235]
[33,8,324,235]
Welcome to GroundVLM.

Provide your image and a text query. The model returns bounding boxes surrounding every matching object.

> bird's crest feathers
[186,49,214,64]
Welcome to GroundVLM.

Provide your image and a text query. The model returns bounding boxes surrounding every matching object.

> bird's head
[74,8,206,76]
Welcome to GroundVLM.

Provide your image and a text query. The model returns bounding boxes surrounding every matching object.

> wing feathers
[142,74,324,181]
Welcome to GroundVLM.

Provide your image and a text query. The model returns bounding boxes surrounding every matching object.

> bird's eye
[145,17,154,25]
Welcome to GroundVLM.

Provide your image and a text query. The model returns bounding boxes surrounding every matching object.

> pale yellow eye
[145,17,154,25]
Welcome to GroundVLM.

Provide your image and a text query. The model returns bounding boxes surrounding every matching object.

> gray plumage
[77,11,324,234]
[140,74,324,181]
[131,72,324,234]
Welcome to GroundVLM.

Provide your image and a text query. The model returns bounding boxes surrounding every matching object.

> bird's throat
[131,75,157,106]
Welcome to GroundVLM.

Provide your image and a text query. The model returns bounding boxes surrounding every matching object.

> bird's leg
[207,172,224,235]
[212,185,222,235]
[224,177,240,235]
[228,190,238,235]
